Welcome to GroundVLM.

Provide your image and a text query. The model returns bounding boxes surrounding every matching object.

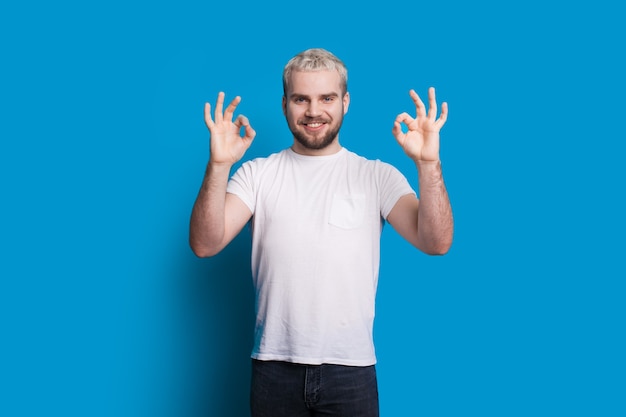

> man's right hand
[204,92,256,165]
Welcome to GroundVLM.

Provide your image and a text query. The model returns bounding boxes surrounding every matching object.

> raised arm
[387,87,453,255]
[189,92,256,258]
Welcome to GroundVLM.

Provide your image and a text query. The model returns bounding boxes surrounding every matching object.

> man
[189,48,453,417]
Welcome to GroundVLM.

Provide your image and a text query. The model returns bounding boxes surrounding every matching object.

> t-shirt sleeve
[226,161,256,213]
[376,161,416,220]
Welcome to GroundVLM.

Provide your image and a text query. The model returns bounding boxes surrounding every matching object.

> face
[283,69,350,155]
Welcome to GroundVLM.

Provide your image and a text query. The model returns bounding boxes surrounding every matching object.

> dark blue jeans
[250,359,379,417]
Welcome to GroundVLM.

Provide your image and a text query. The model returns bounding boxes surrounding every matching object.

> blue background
[1,0,624,416]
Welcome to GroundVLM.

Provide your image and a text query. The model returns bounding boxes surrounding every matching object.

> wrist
[414,159,441,168]
[206,160,234,175]
[414,159,443,181]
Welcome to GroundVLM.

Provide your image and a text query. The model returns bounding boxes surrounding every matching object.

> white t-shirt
[227,147,415,366]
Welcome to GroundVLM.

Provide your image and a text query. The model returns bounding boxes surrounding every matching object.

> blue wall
[2,1,625,416]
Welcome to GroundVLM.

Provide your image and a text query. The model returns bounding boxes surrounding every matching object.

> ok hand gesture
[204,92,256,166]
[392,87,448,163]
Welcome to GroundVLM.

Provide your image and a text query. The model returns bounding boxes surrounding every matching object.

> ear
[282,95,287,115]
[343,91,350,115]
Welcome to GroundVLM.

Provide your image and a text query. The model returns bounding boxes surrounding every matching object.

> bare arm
[189,163,252,257]
[387,88,453,255]
[388,161,453,254]
[189,92,256,258]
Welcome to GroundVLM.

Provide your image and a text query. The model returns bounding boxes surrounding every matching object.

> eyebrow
[290,92,340,99]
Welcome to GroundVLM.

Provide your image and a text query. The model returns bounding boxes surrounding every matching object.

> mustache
[298,118,330,125]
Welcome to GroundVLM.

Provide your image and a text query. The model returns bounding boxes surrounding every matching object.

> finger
[395,112,415,127]
[392,113,413,139]
[214,91,225,123]
[410,89,426,119]
[234,114,256,141]
[437,101,448,127]
[391,120,404,138]
[234,114,250,128]
[223,95,242,122]
[428,87,437,121]
[244,124,256,142]
[204,102,214,128]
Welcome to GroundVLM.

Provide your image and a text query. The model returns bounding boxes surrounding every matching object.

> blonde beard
[289,119,343,151]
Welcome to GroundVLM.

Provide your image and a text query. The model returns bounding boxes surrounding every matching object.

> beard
[288,117,344,150]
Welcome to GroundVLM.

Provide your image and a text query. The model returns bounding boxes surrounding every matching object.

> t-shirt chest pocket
[328,193,366,229]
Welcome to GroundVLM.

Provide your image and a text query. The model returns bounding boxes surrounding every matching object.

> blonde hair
[282,48,348,96]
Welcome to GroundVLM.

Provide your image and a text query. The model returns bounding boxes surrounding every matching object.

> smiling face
[282,69,350,155]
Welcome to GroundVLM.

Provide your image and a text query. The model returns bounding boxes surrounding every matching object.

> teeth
[307,123,323,128]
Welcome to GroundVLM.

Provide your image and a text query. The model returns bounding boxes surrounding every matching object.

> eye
[294,97,307,104]
[323,96,335,103]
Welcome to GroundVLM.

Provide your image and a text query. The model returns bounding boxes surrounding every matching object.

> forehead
[287,69,342,96]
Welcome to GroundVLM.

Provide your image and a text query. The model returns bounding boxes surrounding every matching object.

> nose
[305,101,321,118]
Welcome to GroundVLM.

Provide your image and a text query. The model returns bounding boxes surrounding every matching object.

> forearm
[415,160,454,255]
[189,162,233,257]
